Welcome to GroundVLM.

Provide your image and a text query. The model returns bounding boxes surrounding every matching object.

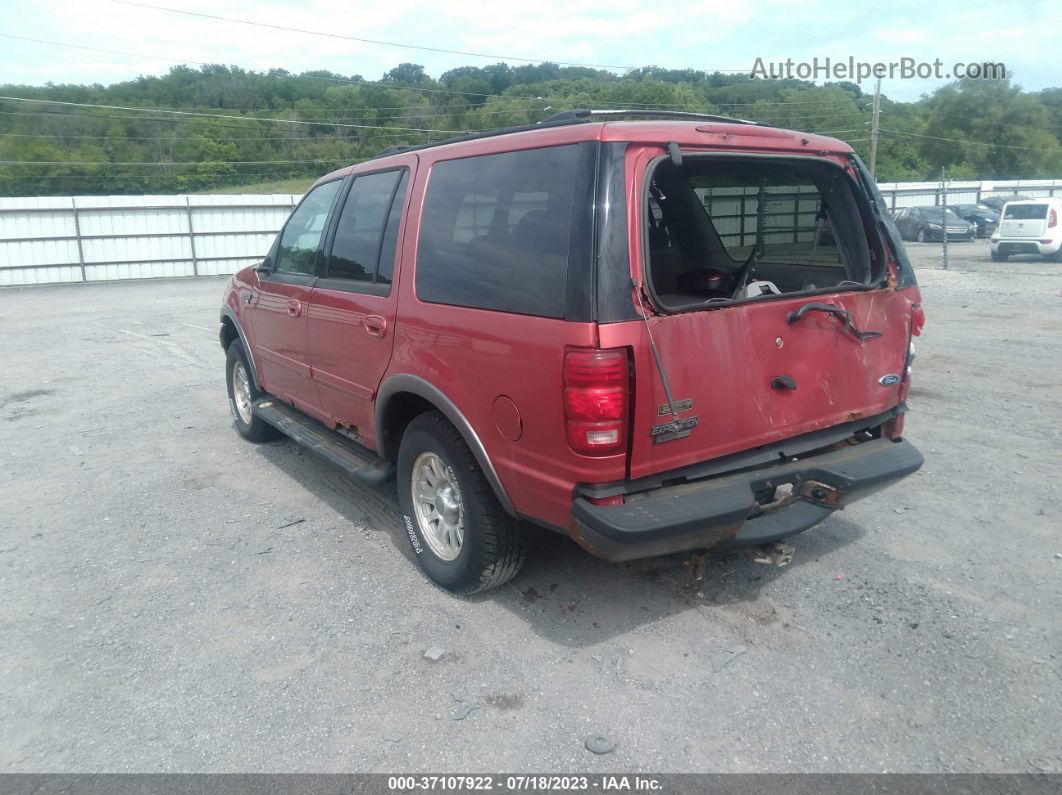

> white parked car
[991,198,1062,261]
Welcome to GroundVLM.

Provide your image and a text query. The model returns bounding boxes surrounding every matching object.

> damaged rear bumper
[568,437,923,562]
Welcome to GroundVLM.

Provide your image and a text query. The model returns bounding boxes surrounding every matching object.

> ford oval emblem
[879,374,901,386]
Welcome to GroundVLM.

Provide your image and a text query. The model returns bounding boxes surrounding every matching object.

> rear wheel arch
[378,391,437,461]
[375,375,516,517]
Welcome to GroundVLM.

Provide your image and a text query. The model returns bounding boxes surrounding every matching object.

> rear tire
[396,411,526,593]
[991,250,1007,262]
[225,339,279,443]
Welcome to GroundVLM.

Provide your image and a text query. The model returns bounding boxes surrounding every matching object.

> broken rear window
[644,155,879,310]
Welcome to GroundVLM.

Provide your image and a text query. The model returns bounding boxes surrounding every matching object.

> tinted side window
[327,169,406,283]
[274,180,341,275]
[377,170,409,286]
[416,146,579,318]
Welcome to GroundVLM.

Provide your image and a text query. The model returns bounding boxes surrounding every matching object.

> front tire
[397,411,526,593]
[225,339,279,443]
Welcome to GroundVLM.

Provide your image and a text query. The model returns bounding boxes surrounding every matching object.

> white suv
[991,198,1062,261]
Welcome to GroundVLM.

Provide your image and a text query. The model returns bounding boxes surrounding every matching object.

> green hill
[2,62,1060,195]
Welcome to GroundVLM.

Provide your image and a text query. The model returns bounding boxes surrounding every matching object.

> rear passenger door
[307,159,414,436]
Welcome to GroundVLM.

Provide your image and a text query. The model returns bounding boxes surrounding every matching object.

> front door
[307,160,414,445]
[251,179,342,415]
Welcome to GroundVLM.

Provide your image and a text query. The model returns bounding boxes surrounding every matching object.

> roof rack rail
[369,107,768,160]
[540,108,766,126]
[371,115,589,159]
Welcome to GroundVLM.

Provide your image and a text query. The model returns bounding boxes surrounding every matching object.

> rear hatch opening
[643,153,885,312]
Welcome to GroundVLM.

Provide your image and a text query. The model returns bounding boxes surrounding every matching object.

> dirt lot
[1,240,1059,773]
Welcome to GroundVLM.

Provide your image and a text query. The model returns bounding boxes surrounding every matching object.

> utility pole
[940,168,949,270]
[868,77,882,178]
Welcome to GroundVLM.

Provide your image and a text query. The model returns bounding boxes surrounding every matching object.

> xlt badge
[657,398,693,416]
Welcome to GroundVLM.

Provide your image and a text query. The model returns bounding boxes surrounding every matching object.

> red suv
[220,110,925,593]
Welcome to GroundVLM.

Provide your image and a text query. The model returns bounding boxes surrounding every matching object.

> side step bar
[252,398,394,487]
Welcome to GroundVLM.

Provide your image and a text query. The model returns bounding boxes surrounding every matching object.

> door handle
[287,299,302,318]
[364,315,387,338]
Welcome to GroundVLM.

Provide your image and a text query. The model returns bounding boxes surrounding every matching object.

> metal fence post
[940,169,949,271]
[70,197,87,282]
[754,179,767,258]
[185,196,199,277]
[739,193,746,248]
[792,188,800,243]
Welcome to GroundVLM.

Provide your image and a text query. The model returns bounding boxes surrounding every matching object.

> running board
[252,398,394,487]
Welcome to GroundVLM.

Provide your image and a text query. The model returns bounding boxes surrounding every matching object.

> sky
[0,0,1058,103]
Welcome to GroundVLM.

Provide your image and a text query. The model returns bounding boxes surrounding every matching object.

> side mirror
[253,256,273,275]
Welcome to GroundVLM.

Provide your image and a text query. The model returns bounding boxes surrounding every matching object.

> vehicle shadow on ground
[478,514,867,647]
[253,438,866,647]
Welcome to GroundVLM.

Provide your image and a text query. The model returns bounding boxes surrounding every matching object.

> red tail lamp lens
[564,349,629,456]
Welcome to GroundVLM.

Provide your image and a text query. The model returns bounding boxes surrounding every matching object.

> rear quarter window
[415,145,579,318]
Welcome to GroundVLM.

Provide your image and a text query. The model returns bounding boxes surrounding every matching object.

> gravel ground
[1,239,1059,773]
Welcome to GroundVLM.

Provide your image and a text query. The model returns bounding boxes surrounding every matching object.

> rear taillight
[587,494,625,507]
[1049,209,1057,228]
[564,348,629,456]
[911,304,925,337]
[901,304,923,401]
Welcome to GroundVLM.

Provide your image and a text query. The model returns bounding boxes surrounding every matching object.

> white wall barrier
[2,179,1061,287]
[0,193,298,287]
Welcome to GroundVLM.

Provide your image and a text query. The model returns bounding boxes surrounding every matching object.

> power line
[0,132,340,141]
[6,93,871,137]
[733,103,870,114]
[714,98,871,108]
[0,173,307,179]
[0,33,520,102]
[1,30,885,119]
[0,95,867,145]
[0,95,472,133]
[879,128,1056,151]
[236,107,548,121]
[0,172,318,180]
[0,32,749,110]
[4,98,858,113]
[0,105,427,127]
[749,109,870,122]
[0,108,460,138]
[0,158,348,167]
[111,0,648,70]
[0,131,440,141]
